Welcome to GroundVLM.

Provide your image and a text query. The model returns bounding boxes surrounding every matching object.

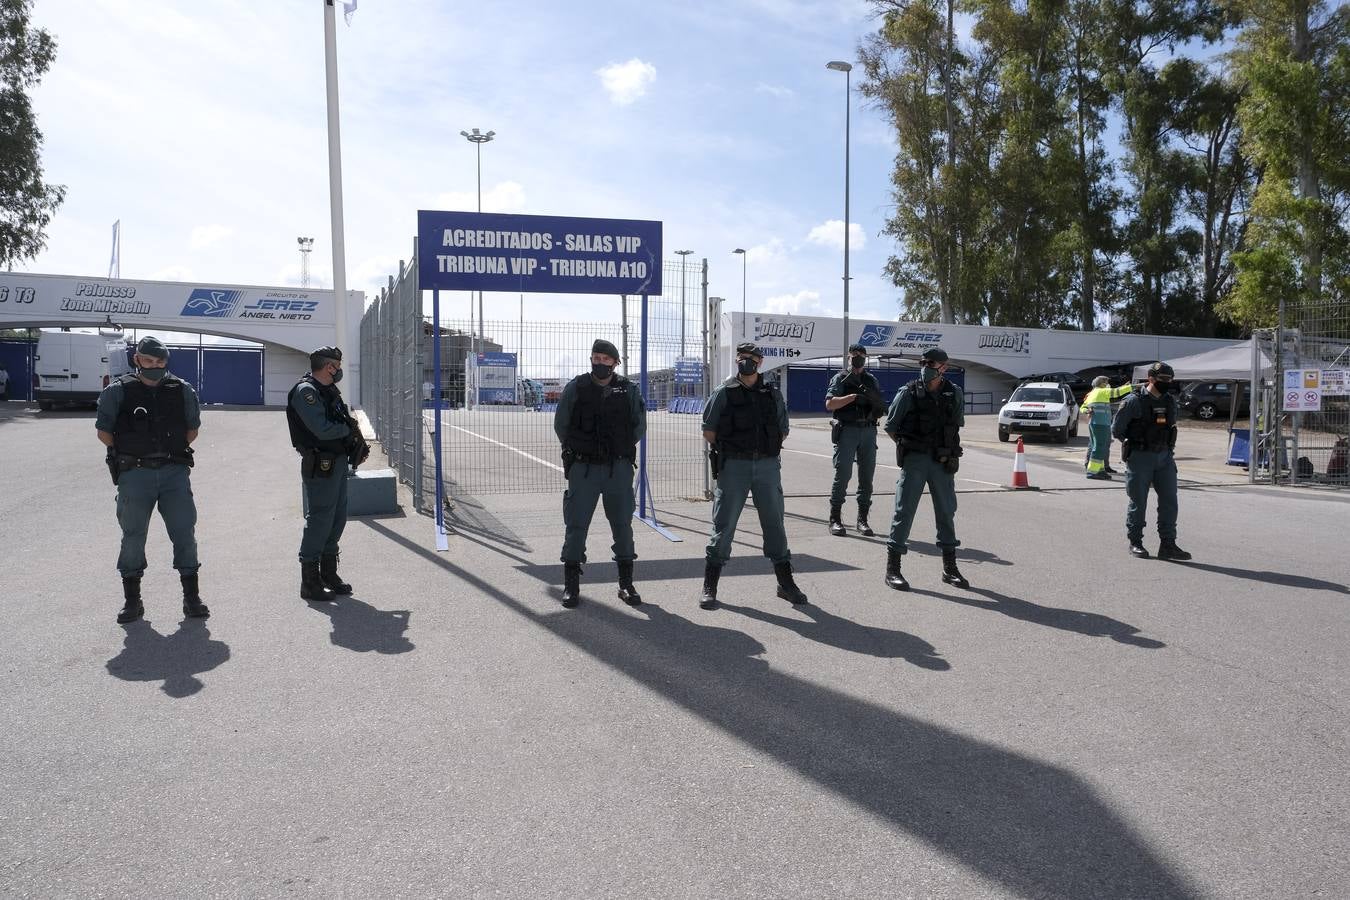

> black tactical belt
[722,450,778,460]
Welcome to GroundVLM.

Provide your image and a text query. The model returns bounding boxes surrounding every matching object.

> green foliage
[0,0,64,269]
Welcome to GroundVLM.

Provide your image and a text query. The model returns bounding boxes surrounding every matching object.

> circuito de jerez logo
[180,289,244,317]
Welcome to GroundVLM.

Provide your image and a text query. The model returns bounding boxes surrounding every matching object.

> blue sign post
[418,210,676,546]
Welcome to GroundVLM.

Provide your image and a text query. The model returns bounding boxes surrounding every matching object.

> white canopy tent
[1131,340,1273,383]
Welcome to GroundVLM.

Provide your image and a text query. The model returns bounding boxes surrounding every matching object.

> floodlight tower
[297,236,315,288]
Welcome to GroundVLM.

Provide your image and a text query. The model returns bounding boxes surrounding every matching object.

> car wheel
[1069,418,1079,438]
[38,400,53,411]
[1053,426,1069,444]
[998,427,1010,443]
[1195,402,1217,420]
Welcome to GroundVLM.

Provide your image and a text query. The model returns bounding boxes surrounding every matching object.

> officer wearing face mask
[95,336,208,624]
[288,346,368,602]
[1111,361,1191,560]
[553,339,647,608]
[824,343,886,536]
[698,342,807,610]
[882,347,969,592]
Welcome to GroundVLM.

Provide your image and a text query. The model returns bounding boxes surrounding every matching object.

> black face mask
[850,356,866,370]
[138,366,168,383]
[737,358,758,376]
[331,367,344,384]
[591,363,615,380]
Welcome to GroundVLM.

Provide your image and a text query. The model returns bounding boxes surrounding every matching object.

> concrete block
[301,468,400,517]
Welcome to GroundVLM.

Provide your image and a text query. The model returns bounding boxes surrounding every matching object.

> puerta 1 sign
[418,210,663,296]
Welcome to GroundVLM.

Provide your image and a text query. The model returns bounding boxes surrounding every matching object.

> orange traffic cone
[1010,437,1034,489]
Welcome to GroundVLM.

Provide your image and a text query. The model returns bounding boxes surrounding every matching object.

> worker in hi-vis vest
[1081,376,1134,480]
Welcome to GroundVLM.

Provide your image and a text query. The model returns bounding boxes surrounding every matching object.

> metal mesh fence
[359,252,428,511]
[418,258,711,514]
[1272,294,1350,485]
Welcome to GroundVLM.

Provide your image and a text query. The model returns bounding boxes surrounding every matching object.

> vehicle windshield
[1010,388,1063,404]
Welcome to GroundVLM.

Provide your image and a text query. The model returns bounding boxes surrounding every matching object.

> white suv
[997,381,1079,444]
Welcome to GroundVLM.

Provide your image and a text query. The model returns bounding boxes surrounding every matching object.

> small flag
[108,220,120,279]
[343,0,356,24]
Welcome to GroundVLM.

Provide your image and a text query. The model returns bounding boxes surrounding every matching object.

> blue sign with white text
[418,210,662,296]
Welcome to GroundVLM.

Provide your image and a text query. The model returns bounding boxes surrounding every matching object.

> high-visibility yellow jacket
[1081,384,1134,425]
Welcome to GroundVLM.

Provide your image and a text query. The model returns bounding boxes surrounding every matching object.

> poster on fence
[1321,369,1348,396]
[1282,369,1322,412]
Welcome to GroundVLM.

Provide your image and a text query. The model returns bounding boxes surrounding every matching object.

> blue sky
[23,0,905,325]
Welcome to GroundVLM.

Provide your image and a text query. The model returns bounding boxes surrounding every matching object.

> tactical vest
[287,374,350,454]
[895,379,961,458]
[112,374,192,463]
[716,376,784,457]
[564,374,637,460]
[833,370,882,425]
[1122,388,1177,452]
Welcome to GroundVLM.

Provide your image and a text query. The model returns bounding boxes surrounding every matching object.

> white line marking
[781,447,1004,487]
[446,424,564,472]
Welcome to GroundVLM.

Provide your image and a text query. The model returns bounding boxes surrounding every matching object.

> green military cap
[1148,361,1174,381]
[920,347,948,363]
[135,336,170,359]
[591,339,620,359]
[309,346,342,369]
[736,342,763,358]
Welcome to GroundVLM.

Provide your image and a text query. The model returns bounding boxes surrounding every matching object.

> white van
[34,330,134,410]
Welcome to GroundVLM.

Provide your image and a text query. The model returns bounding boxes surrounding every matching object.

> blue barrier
[1227,428,1250,466]
[539,402,559,413]
[666,396,705,414]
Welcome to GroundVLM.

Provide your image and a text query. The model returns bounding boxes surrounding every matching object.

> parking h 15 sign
[418,210,662,296]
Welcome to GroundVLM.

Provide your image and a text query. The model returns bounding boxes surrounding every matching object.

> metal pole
[741,254,747,340]
[638,293,649,520]
[701,261,711,500]
[843,67,851,357]
[432,288,447,549]
[475,139,482,363]
[621,295,629,375]
[322,0,349,358]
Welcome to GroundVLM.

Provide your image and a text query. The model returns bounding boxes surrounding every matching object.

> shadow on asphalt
[914,586,1166,649]
[1170,561,1347,594]
[444,493,531,552]
[718,602,951,670]
[517,554,861,587]
[105,619,231,698]
[903,541,1014,567]
[363,518,1200,899]
[306,595,414,654]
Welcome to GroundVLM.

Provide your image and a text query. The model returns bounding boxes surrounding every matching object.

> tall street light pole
[827,60,853,361]
[675,249,693,359]
[460,127,495,360]
[733,248,747,341]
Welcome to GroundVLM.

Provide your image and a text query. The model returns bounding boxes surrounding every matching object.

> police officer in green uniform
[699,342,808,610]
[1111,361,1192,560]
[554,339,647,608]
[883,347,969,591]
[825,343,886,536]
[288,346,368,601]
[96,336,208,624]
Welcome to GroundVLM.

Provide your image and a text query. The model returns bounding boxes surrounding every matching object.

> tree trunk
[1292,0,1322,303]
[1074,29,1096,332]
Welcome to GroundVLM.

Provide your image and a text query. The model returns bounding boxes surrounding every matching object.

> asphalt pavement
[1,402,1347,899]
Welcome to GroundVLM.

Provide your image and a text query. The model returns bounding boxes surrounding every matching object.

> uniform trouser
[115,463,199,577]
[830,423,878,513]
[887,451,959,554]
[1086,419,1112,475]
[706,456,790,566]
[1124,449,1178,543]
[560,460,636,564]
[1085,427,1113,469]
[299,457,349,562]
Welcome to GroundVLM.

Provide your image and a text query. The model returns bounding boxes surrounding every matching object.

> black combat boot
[301,560,334,601]
[828,504,846,537]
[941,549,969,588]
[181,572,210,619]
[884,548,909,591]
[561,562,582,608]
[617,560,642,606]
[774,561,809,605]
[1157,540,1192,561]
[117,576,144,624]
[1129,541,1150,559]
[700,563,722,610]
[856,506,874,537]
[319,553,353,595]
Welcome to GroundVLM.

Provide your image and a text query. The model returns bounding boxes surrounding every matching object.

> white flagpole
[323,0,349,357]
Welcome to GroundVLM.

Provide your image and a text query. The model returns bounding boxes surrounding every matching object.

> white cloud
[189,224,234,250]
[596,58,657,105]
[806,219,866,251]
[744,238,787,265]
[754,82,795,100]
[434,181,528,214]
[762,289,822,315]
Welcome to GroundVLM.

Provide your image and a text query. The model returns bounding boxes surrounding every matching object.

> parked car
[997,381,1080,443]
[1018,371,1093,404]
[1179,380,1249,420]
[34,329,133,411]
